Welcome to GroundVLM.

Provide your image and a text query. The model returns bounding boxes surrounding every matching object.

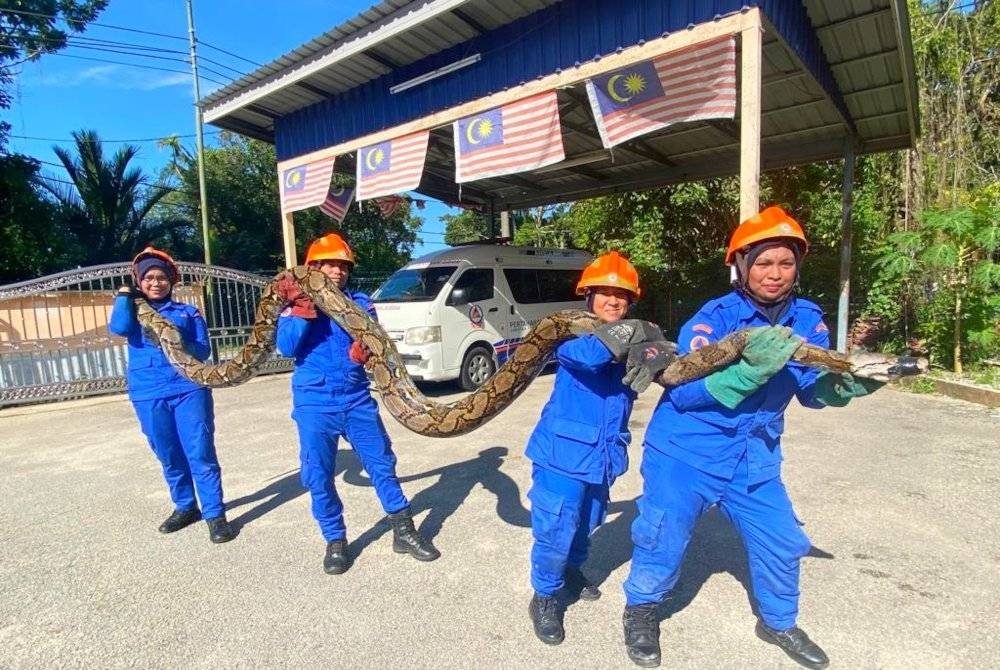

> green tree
[0,154,69,281]
[875,203,1000,373]
[37,130,173,265]
[159,132,283,270]
[511,205,572,247]
[0,1,109,281]
[442,209,488,245]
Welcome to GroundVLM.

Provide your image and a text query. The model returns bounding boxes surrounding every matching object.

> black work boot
[755,621,829,669]
[528,593,564,645]
[387,508,440,561]
[205,515,235,544]
[158,508,201,534]
[623,603,661,668]
[565,566,601,601]
[323,540,352,575]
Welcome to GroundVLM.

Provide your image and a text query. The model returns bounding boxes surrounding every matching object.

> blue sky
[7,0,452,258]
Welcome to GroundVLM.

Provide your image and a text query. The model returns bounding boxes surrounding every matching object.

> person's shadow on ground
[586,502,834,620]
[344,445,530,558]
[225,450,357,531]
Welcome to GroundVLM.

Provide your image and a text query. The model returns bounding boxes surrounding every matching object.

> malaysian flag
[453,91,564,183]
[279,155,336,213]
[373,195,405,217]
[585,36,736,149]
[319,184,355,223]
[355,131,429,201]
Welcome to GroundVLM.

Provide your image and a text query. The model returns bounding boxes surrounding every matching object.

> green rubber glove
[704,326,801,409]
[811,371,885,407]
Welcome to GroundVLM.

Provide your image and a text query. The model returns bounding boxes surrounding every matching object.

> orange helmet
[725,206,808,266]
[305,232,356,266]
[576,251,641,300]
[130,246,180,285]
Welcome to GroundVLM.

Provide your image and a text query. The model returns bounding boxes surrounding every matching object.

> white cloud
[34,64,190,90]
[135,73,192,90]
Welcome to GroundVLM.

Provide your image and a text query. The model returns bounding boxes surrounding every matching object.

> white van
[371,245,593,389]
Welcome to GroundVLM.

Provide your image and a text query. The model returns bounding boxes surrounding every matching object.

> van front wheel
[459,345,496,391]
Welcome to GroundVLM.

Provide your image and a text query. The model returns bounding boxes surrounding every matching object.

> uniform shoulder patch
[691,323,713,335]
[814,322,829,333]
[690,335,711,351]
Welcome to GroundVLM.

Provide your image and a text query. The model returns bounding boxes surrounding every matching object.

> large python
[134,266,926,438]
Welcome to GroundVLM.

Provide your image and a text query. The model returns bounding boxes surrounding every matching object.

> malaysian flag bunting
[373,195,405,217]
[585,36,736,149]
[453,91,564,183]
[355,131,429,201]
[279,155,336,214]
[318,184,355,223]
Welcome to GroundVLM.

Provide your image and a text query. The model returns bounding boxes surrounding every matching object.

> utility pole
[185,0,212,267]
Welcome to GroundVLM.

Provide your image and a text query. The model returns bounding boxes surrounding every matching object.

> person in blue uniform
[108,246,235,544]
[525,251,671,646]
[617,207,883,669]
[274,232,439,575]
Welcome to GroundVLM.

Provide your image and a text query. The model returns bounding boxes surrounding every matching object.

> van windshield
[372,265,458,302]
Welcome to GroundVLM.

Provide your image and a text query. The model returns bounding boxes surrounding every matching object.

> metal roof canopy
[201,0,918,352]
[202,0,918,212]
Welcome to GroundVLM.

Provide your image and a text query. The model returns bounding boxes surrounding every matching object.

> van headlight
[404,326,441,345]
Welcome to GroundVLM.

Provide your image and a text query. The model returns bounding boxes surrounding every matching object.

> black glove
[593,319,666,360]
[622,340,677,393]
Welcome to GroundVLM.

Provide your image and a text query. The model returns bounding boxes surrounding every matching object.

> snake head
[849,351,929,382]
[886,355,929,379]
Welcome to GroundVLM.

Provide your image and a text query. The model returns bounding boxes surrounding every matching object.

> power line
[199,40,264,69]
[0,6,190,42]
[2,6,260,73]
[3,33,250,77]
[10,130,221,143]
[39,52,229,86]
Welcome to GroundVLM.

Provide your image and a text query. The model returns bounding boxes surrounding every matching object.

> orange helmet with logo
[130,246,180,285]
[725,206,808,266]
[305,232,356,266]
[576,250,641,300]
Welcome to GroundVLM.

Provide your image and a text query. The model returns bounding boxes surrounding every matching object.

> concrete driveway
[1,375,997,669]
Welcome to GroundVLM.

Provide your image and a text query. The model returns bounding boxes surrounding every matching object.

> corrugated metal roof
[202,0,917,208]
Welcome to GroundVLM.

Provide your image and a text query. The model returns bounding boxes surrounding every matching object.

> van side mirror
[447,287,469,306]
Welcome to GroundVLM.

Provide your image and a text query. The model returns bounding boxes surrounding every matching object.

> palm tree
[38,129,173,265]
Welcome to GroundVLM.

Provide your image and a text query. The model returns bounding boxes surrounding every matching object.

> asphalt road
[1,375,997,669]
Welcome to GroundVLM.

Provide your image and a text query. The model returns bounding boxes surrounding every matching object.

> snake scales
[134,266,923,438]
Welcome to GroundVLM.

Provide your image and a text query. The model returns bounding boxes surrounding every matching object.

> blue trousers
[292,399,408,542]
[529,464,611,597]
[623,448,811,630]
[133,388,225,519]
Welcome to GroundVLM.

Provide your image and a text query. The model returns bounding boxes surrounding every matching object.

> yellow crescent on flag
[606,74,633,104]
[284,169,301,188]
[465,118,484,145]
[365,148,381,172]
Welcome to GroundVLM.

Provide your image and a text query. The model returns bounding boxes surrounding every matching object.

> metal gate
[0,263,294,408]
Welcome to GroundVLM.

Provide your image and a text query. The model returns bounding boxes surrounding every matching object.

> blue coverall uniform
[525,334,636,596]
[108,295,226,519]
[622,290,830,631]
[276,290,408,542]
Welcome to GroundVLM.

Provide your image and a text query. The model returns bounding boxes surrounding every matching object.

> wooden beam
[281,211,297,268]
[275,10,757,171]
[739,10,763,223]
